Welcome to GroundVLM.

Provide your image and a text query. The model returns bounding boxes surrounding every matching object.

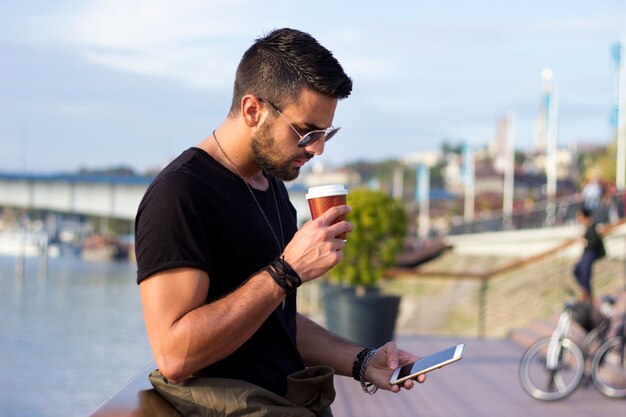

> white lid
[306,184,348,199]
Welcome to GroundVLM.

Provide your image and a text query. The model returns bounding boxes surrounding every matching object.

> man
[573,207,606,302]
[135,28,423,416]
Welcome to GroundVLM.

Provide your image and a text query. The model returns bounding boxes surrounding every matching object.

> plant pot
[322,283,401,348]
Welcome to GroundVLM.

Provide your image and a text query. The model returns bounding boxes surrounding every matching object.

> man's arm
[140,267,285,384]
[296,313,424,393]
[296,313,360,375]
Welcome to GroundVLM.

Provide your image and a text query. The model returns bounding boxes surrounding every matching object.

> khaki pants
[149,366,335,417]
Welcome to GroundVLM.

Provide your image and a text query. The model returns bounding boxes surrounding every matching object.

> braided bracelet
[352,347,379,394]
[264,256,302,296]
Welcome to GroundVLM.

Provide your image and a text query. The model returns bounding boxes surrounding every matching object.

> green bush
[329,188,407,288]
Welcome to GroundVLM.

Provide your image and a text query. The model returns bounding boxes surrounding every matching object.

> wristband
[264,256,302,296]
[352,347,378,394]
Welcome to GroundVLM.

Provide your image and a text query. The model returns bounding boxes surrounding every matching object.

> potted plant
[323,187,407,347]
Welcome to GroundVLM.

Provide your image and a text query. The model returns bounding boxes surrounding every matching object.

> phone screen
[390,344,464,384]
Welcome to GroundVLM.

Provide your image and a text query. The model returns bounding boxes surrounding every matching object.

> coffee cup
[306,184,349,238]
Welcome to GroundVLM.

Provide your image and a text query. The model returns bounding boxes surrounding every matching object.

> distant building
[523,147,575,183]
[534,69,556,153]
[301,163,361,188]
[534,106,548,152]
[402,149,444,168]
[490,115,510,173]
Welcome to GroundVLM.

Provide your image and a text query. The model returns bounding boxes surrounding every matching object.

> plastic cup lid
[306,184,348,199]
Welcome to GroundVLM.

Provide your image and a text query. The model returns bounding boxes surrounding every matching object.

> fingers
[372,343,425,393]
[331,238,347,252]
[306,205,352,238]
[317,204,351,225]
[381,342,400,370]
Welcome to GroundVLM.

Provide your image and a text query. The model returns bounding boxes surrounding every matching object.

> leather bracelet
[264,256,302,296]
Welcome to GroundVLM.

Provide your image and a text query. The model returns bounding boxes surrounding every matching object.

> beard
[251,123,313,181]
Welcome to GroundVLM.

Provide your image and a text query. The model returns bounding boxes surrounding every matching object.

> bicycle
[590,312,626,398]
[519,295,615,401]
[580,295,616,385]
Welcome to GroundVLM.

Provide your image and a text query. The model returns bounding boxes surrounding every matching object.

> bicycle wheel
[591,337,626,398]
[581,321,609,384]
[582,320,609,357]
[519,337,585,401]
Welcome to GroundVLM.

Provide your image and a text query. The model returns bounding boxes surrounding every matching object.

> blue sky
[1,0,625,173]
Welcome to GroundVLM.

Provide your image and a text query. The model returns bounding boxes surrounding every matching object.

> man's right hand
[282,205,352,282]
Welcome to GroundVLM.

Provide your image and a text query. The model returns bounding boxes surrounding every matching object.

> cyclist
[573,207,606,303]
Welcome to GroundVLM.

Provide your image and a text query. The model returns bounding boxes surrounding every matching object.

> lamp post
[615,37,626,190]
[416,163,430,238]
[542,69,558,226]
[463,143,475,223]
[503,114,515,229]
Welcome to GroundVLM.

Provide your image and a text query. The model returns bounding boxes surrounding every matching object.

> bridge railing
[448,192,625,235]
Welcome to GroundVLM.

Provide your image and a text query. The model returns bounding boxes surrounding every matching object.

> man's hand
[365,342,426,393]
[282,205,352,282]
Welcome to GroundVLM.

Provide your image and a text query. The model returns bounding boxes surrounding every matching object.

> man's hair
[228,28,352,115]
[580,207,593,218]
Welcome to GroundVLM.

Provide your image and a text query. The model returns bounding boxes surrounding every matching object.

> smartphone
[389,343,465,385]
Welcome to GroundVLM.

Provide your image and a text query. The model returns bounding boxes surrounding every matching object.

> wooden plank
[333,336,626,417]
[92,336,626,417]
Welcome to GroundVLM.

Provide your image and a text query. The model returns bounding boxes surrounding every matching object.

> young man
[135,28,423,416]
[573,207,606,302]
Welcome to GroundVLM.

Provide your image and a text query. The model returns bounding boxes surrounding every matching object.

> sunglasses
[259,98,340,148]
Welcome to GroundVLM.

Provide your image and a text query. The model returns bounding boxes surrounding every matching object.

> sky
[1,0,625,174]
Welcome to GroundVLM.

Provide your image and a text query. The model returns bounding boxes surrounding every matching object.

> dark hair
[579,207,593,218]
[228,28,352,115]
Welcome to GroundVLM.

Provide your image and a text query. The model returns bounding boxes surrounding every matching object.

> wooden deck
[90,335,625,417]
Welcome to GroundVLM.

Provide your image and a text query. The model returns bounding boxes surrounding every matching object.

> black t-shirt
[135,147,305,395]
[584,223,606,258]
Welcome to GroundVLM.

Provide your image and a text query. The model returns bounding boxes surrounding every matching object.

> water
[0,254,153,417]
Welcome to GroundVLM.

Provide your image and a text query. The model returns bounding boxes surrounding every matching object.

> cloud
[66,0,245,49]
[59,0,263,89]
[56,1,403,90]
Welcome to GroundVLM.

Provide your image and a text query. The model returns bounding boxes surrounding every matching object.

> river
[0,254,153,417]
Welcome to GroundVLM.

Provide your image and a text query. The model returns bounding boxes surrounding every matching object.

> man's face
[251,89,338,181]
[250,121,312,181]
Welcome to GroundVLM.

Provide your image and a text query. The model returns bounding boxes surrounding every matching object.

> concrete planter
[322,283,400,348]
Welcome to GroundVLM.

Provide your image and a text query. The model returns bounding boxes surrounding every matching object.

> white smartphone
[389,343,465,385]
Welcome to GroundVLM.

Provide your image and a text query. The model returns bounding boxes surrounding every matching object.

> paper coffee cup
[306,184,348,238]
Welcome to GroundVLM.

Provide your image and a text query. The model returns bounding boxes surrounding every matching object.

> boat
[81,234,130,261]
[0,231,46,256]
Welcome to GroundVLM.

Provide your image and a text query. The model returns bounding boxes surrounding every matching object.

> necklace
[212,130,285,255]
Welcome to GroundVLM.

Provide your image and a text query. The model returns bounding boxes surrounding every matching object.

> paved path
[331,335,624,417]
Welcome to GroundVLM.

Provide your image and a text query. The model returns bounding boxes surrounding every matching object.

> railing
[448,193,625,235]
[298,220,626,339]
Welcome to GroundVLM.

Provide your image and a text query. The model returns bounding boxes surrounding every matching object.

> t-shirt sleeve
[135,171,215,283]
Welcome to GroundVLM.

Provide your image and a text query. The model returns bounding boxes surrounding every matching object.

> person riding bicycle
[573,207,606,303]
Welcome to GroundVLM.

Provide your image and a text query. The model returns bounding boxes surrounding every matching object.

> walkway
[90,335,625,417]
[331,335,624,417]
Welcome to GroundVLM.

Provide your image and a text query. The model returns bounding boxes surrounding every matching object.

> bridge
[0,172,154,221]
[1,171,624,235]
[0,172,311,224]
